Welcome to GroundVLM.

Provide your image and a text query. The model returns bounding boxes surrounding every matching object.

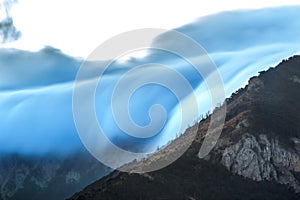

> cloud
[0,6,300,157]
[155,6,300,94]
[0,46,80,90]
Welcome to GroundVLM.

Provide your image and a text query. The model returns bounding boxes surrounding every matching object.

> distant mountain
[0,152,110,200]
[68,55,300,200]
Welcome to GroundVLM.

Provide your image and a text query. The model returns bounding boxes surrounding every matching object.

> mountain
[68,55,300,200]
[0,152,110,200]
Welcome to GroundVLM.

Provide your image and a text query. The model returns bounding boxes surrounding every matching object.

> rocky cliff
[69,55,300,200]
[207,55,300,192]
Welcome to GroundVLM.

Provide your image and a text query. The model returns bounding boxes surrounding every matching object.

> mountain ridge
[68,55,300,200]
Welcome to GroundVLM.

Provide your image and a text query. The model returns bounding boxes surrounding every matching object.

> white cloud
[2,0,300,58]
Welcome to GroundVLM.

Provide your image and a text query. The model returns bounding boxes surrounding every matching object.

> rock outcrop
[220,133,300,191]
[205,55,300,192]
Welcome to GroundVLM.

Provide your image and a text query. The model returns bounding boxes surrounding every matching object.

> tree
[0,0,21,43]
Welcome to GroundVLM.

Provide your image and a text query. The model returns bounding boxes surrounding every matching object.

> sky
[0,2,300,161]
[2,0,300,58]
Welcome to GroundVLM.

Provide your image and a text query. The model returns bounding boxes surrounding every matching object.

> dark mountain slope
[68,55,300,200]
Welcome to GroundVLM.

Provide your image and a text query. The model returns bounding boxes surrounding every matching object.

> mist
[0,6,299,157]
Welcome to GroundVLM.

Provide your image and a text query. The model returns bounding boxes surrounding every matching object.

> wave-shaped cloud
[155,6,300,95]
[0,6,300,156]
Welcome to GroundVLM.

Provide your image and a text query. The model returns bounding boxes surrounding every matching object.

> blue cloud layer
[155,6,300,95]
[0,6,300,156]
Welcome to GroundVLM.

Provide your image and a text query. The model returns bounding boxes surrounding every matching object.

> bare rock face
[66,171,81,184]
[220,133,300,192]
[247,77,264,91]
[30,160,61,189]
[289,75,300,84]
